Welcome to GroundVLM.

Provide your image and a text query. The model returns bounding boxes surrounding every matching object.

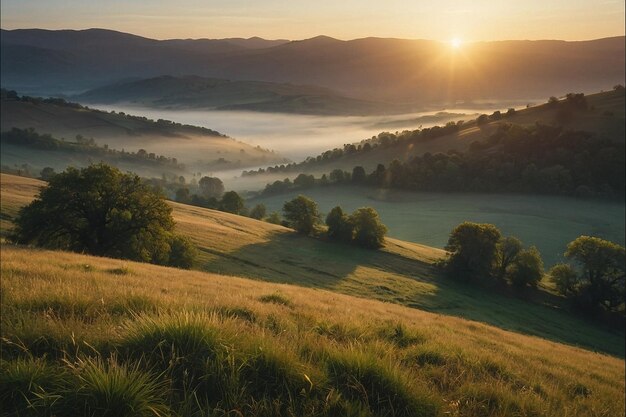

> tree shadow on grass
[198,230,625,358]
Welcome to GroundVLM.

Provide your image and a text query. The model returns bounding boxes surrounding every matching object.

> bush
[549,263,579,296]
[249,203,267,220]
[168,235,197,269]
[266,211,282,225]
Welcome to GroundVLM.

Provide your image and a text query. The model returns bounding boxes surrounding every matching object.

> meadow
[2,173,624,359]
[250,186,625,267]
[1,245,624,416]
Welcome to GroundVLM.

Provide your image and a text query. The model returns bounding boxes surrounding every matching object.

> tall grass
[1,246,624,416]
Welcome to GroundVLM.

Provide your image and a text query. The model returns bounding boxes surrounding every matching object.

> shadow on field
[199,230,626,358]
[198,230,433,289]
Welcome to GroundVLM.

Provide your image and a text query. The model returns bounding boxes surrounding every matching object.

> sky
[1,0,624,41]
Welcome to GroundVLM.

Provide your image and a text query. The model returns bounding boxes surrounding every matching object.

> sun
[450,37,462,49]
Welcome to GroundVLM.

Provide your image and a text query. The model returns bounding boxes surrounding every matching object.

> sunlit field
[2,173,624,358]
[2,245,624,416]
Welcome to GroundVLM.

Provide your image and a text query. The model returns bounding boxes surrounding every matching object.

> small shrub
[326,349,439,417]
[66,357,169,417]
[0,358,67,416]
[259,293,292,307]
[379,323,426,348]
[567,382,592,398]
[215,306,257,323]
[106,266,132,275]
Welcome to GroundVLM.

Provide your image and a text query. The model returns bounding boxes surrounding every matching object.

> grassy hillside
[1,173,623,358]
[0,93,287,174]
[2,245,625,416]
[75,75,408,116]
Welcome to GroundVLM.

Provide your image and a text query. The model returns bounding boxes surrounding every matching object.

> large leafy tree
[350,207,387,249]
[219,191,244,214]
[198,176,224,199]
[560,236,625,313]
[11,164,195,267]
[283,195,320,235]
[445,222,502,282]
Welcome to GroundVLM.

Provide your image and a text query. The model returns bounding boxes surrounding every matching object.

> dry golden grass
[1,245,624,416]
[1,172,624,359]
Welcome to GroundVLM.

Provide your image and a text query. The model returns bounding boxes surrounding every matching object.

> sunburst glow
[450,37,462,49]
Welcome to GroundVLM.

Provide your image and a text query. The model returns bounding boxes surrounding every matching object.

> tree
[249,204,267,220]
[283,195,320,235]
[39,167,56,181]
[444,222,501,282]
[563,236,625,312]
[219,191,244,214]
[198,176,224,198]
[175,188,191,204]
[329,169,346,183]
[476,114,489,125]
[351,166,366,184]
[495,236,522,280]
[168,235,197,269]
[11,164,195,268]
[507,247,544,289]
[549,263,579,296]
[350,207,387,249]
[325,206,354,242]
[266,212,282,225]
[293,173,315,188]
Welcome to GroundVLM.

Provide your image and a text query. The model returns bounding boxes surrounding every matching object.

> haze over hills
[243,89,626,177]
[75,75,404,116]
[0,91,288,175]
[1,28,624,106]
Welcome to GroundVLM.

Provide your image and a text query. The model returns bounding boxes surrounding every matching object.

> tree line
[1,127,185,170]
[442,222,624,324]
[281,195,388,249]
[259,123,624,199]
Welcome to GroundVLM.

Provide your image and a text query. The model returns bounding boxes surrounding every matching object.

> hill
[0,91,288,175]
[1,173,623,358]
[244,89,626,177]
[75,75,404,116]
[2,28,624,106]
[2,243,624,416]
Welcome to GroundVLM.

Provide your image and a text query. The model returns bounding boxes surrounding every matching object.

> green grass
[2,173,624,358]
[250,185,625,267]
[0,245,623,416]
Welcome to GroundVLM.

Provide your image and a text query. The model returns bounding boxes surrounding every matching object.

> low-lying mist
[90,103,529,162]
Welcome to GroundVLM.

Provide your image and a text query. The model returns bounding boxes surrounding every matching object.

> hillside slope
[1,244,624,416]
[253,89,626,175]
[1,173,623,357]
[75,75,405,116]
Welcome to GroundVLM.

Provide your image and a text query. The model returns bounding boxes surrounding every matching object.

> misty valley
[1,18,625,417]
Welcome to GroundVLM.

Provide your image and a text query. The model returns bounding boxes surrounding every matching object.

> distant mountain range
[1,28,624,107]
[74,75,407,115]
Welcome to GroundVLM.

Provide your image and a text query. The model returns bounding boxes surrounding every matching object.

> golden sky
[1,0,624,41]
